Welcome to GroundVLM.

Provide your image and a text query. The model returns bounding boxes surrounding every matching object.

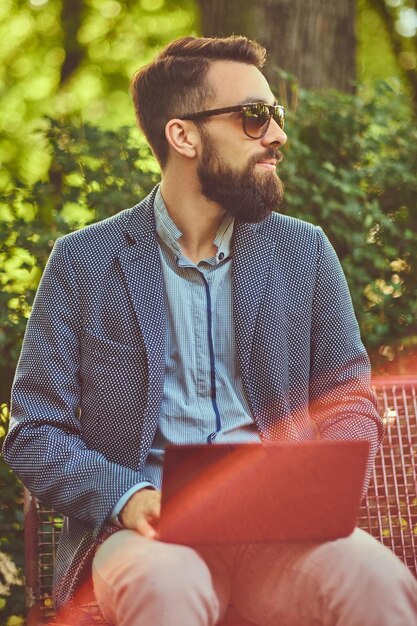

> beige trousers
[92,528,417,626]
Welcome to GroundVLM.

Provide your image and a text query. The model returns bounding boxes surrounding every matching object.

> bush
[280,81,417,370]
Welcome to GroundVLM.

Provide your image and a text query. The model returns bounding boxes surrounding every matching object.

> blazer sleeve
[2,237,149,538]
[309,227,384,493]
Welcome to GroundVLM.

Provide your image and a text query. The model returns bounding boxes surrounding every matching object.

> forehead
[206,60,275,107]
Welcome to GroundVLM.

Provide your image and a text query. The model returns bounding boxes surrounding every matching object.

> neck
[160,167,226,264]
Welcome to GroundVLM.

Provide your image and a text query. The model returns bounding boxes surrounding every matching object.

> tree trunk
[198,0,356,93]
[59,0,86,86]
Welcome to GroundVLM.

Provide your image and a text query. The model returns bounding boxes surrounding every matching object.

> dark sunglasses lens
[243,104,271,138]
[273,107,285,129]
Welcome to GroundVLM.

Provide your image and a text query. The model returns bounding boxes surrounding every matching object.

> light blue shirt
[111,187,260,523]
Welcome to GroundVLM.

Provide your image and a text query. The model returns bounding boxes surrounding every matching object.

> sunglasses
[177,102,285,139]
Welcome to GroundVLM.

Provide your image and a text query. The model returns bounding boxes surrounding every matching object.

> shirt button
[218,252,225,261]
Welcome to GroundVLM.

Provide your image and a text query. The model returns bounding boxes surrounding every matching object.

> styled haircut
[130,36,267,169]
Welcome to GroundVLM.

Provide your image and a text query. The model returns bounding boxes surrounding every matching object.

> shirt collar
[154,185,234,264]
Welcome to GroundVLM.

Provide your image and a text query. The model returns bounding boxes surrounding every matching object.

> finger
[136,517,158,540]
[148,490,162,508]
[148,501,161,519]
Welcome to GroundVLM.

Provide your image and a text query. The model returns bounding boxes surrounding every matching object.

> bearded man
[4,36,417,626]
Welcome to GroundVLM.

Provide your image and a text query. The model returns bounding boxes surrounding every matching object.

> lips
[256,160,277,171]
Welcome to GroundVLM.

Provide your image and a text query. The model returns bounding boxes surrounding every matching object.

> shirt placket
[197,268,222,443]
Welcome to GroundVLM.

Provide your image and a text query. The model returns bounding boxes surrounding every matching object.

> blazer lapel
[117,189,166,385]
[233,221,277,397]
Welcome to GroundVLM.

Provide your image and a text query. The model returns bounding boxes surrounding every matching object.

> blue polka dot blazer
[3,187,383,610]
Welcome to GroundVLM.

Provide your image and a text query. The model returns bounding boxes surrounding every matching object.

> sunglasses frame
[177,102,285,139]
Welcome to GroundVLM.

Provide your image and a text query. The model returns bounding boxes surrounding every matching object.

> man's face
[195,61,287,223]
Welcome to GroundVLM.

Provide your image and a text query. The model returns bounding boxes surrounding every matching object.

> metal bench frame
[24,376,417,625]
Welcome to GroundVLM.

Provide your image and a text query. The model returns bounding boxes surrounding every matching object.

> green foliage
[357,0,417,114]
[357,0,405,84]
[0,0,198,186]
[280,80,417,369]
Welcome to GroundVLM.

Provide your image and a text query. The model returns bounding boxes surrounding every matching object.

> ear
[164,119,199,160]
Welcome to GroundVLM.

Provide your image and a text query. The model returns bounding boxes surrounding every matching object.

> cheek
[210,119,253,153]
[206,126,258,172]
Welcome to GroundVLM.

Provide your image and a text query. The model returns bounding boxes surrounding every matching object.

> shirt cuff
[110,482,156,527]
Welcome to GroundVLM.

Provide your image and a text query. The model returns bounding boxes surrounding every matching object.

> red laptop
[158,439,369,544]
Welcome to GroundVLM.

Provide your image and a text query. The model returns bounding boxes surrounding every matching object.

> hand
[119,489,161,540]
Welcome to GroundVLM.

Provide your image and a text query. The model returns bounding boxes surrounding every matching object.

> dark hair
[130,36,267,169]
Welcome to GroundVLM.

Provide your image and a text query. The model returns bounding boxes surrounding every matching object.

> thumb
[136,517,159,540]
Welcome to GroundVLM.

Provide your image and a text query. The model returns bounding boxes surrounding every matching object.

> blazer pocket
[81,329,139,362]
[80,329,148,451]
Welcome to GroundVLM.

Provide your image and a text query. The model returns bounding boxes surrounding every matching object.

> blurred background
[0,1,416,623]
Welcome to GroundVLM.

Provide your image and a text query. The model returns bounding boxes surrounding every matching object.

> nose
[261,116,287,147]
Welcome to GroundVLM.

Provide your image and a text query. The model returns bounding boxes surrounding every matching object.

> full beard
[197,138,285,224]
